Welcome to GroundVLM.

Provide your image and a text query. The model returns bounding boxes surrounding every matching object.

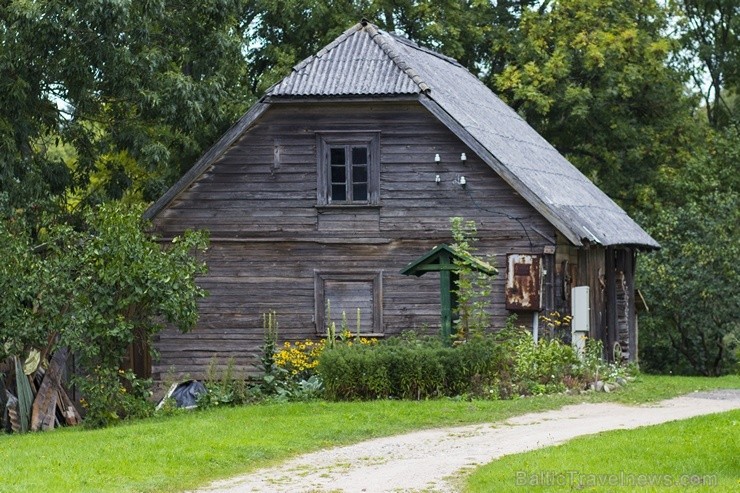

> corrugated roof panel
[268,27,422,97]
[385,33,658,248]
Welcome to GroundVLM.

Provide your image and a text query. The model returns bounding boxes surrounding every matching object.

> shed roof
[145,21,658,249]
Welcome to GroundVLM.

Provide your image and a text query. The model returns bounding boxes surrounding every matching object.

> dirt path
[194,390,740,493]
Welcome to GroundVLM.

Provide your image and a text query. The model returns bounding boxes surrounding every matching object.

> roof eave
[263,94,421,104]
[143,101,271,221]
[417,95,587,247]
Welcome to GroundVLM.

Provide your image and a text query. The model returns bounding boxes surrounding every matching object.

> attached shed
[144,21,658,379]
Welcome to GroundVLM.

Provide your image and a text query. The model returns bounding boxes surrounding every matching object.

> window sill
[317,332,386,338]
[315,204,382,211]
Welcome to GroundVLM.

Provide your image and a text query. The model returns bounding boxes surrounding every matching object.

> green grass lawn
[464,409,740,492]
[0,374,738,493]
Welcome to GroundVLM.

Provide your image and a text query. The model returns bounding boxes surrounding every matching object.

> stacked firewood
[2,348,81,433]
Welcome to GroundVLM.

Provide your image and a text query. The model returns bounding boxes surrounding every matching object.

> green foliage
[66,204,208,371]
[493,0,698,208]
[511,334,579,395]
[248,1,533,92]
[449,217,495,341]
[677,0,740,128]
[0,201,208,427]
[252,311,328,402]
[0,0,253,229]
[578,338,631,385]
[319,324,584,401]
[79,368,153,429]
[198,358,253,408]
[639,126,739,376]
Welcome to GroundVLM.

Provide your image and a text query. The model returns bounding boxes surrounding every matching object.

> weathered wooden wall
[152,101,557,379]
[553,234,637,362]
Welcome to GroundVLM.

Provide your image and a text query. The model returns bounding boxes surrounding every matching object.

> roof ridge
[363,22,430,93]
[387,32,463,68]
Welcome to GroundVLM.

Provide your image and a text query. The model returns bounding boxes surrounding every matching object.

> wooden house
[144,21,659,380]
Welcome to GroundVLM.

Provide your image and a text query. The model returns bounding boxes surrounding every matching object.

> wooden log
[56,384,81,426]
[31,347,68,431]
[6,393,20,433]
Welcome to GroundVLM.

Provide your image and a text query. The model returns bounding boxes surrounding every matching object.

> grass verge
[464,409,740,492]
[0,374,737,493]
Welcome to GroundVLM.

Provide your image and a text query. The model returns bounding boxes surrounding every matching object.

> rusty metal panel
[505,254,542,311]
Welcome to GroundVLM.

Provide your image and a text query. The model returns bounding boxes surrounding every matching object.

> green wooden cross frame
[400,244,496,342]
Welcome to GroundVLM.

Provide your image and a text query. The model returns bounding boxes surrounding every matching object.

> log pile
[2,348,81,433]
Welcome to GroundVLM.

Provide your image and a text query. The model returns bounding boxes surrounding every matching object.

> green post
[399,243,496,346]
[439,251,452,343]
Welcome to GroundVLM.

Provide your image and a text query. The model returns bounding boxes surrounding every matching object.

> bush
[512,334,579,395]
[79,368,153,428]
[318,321,594,401]
[319,334,509,400]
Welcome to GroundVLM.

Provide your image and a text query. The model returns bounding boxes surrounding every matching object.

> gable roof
[400,244,497,277]
[145,21,659,250]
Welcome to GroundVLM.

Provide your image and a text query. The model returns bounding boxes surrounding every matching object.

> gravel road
[193,389,740,493]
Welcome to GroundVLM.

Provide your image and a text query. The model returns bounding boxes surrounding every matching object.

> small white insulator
[435,174,441,184]
[460,152,467,162]
[434,153,441,163]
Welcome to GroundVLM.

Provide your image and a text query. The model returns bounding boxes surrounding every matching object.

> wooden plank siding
[152,102,556,379]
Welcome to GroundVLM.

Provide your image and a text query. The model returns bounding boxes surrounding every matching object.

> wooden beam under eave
[605,246,618,362]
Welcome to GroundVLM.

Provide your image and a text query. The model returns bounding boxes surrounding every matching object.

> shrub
[79,368,153,428]
[512,334,579,395]
[319,334,508,400]
[318,316,597,401]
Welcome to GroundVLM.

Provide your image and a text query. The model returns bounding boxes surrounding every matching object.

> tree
[493,0,698,210]
[638,126,739,376]
[0,1,253,230]
[0,202,208,426]
[677,0,740,127]
[247,1,539,91]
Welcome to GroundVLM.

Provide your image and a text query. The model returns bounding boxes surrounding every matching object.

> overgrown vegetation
[1,1,737,379]
[0,203,207,429]
[1,0,737,433]
[317,323,630,401]
[450,217,494,342]
[638,126,740,376]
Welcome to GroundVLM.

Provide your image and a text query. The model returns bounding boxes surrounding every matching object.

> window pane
[352,165,367,183]
[353,183,368,201]
[330,147,346,165]
[352,147,367,165]
[331,184,346,201]
[331,165,346,183]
